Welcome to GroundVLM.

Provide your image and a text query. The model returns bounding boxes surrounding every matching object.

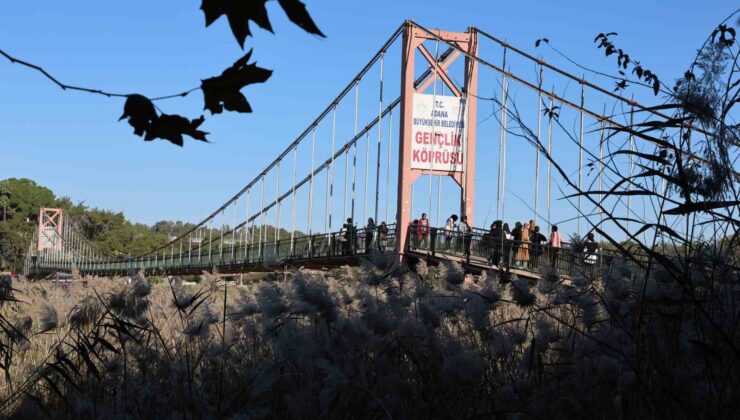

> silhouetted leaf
[92,334,120,354]
[145,114,208,147]
[612,149,669,165]
[119,95,157,137]
[201,0,223,26]
[201,49,273,115]
[564,190,653,199]
[632,223,683,242]
[621,54,630,69]
[664,200,740,215]
[278,0,325,37]
[120,94,208,146]
[633,66,643,79]
[200,0,273,48]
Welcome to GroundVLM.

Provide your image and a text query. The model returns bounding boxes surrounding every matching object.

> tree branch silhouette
[0,0,324,146]
[0,49,199,101]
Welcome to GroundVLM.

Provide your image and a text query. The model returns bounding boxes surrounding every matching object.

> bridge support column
[396,22,478,257]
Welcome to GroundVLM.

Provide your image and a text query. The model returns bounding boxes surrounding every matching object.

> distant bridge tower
[37,207,63,252]
[396,22,479,253]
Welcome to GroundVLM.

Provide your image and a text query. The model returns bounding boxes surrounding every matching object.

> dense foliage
[0,178,187,269]
[0,250,737,419]
[0,178,303,270]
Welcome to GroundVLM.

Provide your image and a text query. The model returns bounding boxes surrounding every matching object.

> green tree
[0,178,58,269]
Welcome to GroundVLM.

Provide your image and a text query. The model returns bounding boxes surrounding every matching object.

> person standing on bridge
[417,213,430,248]
[365,218,376,251]
[409,219,419,250]
[584,232,599,270]
[343,218,357,255]
[502,223,513,268]
[515,222,531,269]
[458,215,472,263]
[378,222,389,251]
[530,225,547,267]
[528,220,537,242]
[549,225,563,269]
[444,214,458,250]
[488,221,502,268]
[511,222,523,267]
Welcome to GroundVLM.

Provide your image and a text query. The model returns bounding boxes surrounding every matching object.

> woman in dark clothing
[584,232,599,269]
[488,222,502,267]
[502,223,512,268]
[482,223,493,265]
[365,218,376,251]
[530,225,547,267]
[511,222,522,267]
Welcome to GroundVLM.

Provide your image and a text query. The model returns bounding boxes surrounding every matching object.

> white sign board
[411,94,466,172]
[40,227,60,250]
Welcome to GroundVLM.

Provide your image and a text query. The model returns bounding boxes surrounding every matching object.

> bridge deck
[27,225,639,281]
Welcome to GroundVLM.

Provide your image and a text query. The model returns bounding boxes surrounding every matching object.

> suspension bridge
[23,21,679,280]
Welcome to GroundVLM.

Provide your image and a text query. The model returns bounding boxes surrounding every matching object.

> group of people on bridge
[338,217,391,255]
[410,213,601,272]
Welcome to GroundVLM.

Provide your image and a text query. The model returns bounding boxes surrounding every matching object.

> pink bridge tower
[396,22,479,254]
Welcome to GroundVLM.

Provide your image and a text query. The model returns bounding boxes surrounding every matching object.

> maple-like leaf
[145,114,209,147]
[119,94,157,137]
[278,0,325,37]
[200,0,273,48]
[201,0,323,47]
[119,95,208,146]
[201,50,273,115]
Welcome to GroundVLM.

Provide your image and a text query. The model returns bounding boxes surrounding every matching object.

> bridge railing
[28,225,398,277]
[407,225,647,278]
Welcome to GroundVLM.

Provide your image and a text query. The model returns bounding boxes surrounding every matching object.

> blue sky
[1,1,736,237]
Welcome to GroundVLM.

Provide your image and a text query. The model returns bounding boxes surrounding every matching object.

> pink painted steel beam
[417,44,462,97]
[395,23,478,256]
[415,49,462,94]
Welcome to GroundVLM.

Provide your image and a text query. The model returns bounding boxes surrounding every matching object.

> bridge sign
[411,93,466,172]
